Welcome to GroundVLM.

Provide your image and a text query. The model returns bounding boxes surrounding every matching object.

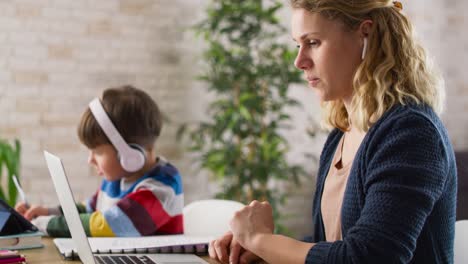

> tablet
[0,198,38,235]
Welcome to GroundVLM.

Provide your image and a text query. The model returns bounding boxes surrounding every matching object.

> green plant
[0,139,21,206]
[179,0,306,233]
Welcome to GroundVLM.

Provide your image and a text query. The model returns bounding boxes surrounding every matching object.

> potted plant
[179,0,306,233]
[0,139,21,207]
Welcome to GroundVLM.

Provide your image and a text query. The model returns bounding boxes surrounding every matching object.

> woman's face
[292,9,363,103]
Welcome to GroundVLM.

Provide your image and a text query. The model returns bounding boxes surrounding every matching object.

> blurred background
[0,0,466,238]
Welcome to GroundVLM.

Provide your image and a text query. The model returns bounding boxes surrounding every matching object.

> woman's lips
[308,77,320,86]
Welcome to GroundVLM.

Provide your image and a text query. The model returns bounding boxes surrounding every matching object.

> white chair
[183,199,244,237]
[455,220,468,264]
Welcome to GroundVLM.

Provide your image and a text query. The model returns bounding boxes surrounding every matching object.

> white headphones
[88,98,146,172]
[361,37,368,60]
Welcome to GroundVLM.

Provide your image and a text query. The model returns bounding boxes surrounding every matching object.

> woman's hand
[230,200,275,250]
[209,231,261,264]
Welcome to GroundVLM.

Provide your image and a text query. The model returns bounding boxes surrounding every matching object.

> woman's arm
[250,233,314,264]
[229,200,314,264]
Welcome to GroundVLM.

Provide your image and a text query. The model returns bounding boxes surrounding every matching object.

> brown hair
[291,0,444,131]
[77,85,163,149]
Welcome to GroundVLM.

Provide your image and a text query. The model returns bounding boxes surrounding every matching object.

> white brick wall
[0,0,209,206]
[0,0,466,238]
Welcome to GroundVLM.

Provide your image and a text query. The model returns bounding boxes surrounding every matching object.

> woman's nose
[294,47,313,70]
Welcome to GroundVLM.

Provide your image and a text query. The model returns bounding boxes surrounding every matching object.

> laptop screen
[43,151,96,264]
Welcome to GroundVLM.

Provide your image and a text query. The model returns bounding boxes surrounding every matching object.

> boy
[15,85,184,237]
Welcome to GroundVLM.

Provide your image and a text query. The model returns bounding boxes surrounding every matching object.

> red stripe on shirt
[117,197,158,235]
[156,214,184,235]
[126,189,172,229]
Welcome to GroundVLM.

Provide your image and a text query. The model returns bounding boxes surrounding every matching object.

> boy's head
[78,85,162,180]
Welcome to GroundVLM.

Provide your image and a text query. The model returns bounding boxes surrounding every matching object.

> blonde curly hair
[291,0,444,132]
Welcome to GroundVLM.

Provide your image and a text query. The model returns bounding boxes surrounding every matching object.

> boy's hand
[15,202,29,215]
[22,205,49,221]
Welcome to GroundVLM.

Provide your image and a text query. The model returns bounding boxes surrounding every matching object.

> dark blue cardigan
[306,103,457,264]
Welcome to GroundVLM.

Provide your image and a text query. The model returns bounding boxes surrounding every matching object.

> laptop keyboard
[95,255,156,264]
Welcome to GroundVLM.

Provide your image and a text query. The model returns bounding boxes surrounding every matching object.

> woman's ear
[358,20,373,60]
[359,20,373,38]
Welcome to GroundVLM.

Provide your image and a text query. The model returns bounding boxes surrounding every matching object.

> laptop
[43,151,209,264]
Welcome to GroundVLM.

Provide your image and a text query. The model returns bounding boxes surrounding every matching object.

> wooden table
[19,237,219,264]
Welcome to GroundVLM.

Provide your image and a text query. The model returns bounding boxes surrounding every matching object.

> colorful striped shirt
[35,158,184,237]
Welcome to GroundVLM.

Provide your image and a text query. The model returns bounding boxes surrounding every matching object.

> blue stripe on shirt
[103,206,141,237]
[100,162,183,198]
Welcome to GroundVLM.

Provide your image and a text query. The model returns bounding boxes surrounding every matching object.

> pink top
[321,135,354,242]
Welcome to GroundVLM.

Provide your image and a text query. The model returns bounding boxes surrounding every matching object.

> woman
[209,0,457,263]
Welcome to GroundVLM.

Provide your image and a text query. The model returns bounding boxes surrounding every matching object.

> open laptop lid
[43,151,96,264]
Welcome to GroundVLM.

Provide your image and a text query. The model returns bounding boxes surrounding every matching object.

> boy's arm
[77,203,88,213]
[36,191,182,237]
[36,184,183,237]
[43,190,176,237]
[47,203,87,216]
[31,213,93,237]
[33,190,100,237]
[33,210,118,237]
